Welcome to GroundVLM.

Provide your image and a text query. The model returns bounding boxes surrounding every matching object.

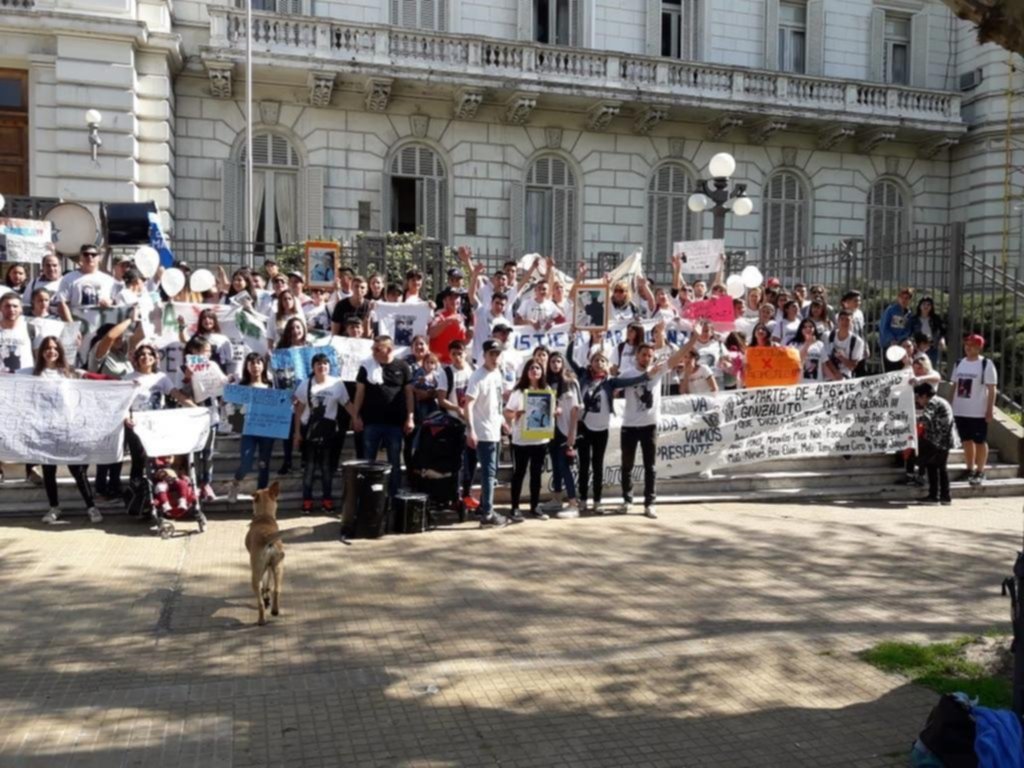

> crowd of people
[0,241,997,526]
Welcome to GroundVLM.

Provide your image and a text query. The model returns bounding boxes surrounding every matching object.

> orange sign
[745,347,802,388]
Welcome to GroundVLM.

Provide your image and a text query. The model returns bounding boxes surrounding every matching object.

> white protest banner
[511,323,573,355]
[131,407,212,456]
[597,372,916,483]
[153,334,186,384]
[374,301,431,347]
[186,354,226,401]
[673,239,725,274]
[164,302,269,365]
[607,249,645,288]
[0,219,52,264]
[0,376,135,463]
[328,336,373,382]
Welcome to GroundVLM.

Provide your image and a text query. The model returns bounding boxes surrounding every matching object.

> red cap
[964,333,985,348]
[765,277,781,288]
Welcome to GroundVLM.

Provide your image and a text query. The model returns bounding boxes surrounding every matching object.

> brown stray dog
[244,481,284,626]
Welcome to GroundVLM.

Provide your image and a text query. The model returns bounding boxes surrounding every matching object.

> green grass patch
[860,637,1013,709]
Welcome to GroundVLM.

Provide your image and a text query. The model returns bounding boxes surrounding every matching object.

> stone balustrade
[209,8,962,128]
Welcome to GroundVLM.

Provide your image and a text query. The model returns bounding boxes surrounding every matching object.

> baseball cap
[765,277,781,288]
[447,267,464,279]
[482,340,501,354]
[964,333,985,348]
[491,321,513,333]
[114,253,134,264]
[841,290,862,302]
[287,271,305,282]
[438,287,455,300]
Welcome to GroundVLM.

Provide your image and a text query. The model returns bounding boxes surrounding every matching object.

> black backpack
[828,329,866,377]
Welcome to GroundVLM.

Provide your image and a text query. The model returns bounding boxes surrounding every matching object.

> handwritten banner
[597,372,916,480]
[0,376,135,463]
[186,354,227,401]
[682,296,734,332]
[744,346,802,388]
[224,384,292,439]
[131,407,212,456]
[164,302,269,362]
[0,219,52,264]
[673,239,724,274]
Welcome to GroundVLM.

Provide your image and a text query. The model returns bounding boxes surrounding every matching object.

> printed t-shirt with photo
[555,382,580,438]
[694,338,725,387]
[437,363,475,409]
[127,371,176,412]
[56,270,116,308]
[294,376,349,425]
[0,322,35,373]
[620,365,668,428]
[952,357,998,418]
[824,332,865,377]
[799,340,825,381]
[464,366,505,442]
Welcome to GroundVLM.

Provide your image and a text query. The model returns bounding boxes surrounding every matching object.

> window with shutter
[646,163,698,275]
[389,144,447,241]
[533,0,579,45]
[661,0,700,60]
[237,132,302,250]
[392,0,447,30]
[525,155,577,261]
[761,171,809,267]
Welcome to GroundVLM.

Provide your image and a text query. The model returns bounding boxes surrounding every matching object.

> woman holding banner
[179,308,235,378]
[30,337,103,525]
[227,353,276,503]
[270,317,309,475]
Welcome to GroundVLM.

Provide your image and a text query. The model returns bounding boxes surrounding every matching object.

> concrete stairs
[1,434,1021,520]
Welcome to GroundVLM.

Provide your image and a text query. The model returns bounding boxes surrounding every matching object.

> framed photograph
[571,282,609,332]
[305,240,339,289]
[522,389,556,441]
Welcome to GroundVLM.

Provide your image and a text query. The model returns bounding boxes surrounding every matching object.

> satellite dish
[44,203,99,256]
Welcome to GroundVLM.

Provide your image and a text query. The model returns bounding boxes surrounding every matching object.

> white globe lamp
[732,196,753,217]
[687,193,710,213]
[85,109,102,127]
[708,152,736,179]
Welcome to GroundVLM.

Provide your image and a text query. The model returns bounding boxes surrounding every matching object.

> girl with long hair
[791,318,824,381]
[228,353,277,503]
[504,360,553,522]
[32,337,103,525]
[543,352,581,517]
[911,296,946,368]
[269,317,309,475]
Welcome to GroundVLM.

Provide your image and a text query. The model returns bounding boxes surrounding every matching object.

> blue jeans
[363,423,403,499]
[235,435,275,489]
[475,441,499,519]
[549,429,577,499]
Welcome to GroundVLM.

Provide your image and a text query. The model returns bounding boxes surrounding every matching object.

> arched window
[388,144,447,241]
[761,171,809,262]
[865,179,907,248]
[524,155,577,261]
[239,134,300,249]
[647,163,698,271]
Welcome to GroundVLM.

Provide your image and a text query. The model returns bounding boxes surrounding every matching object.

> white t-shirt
[555,383,580,438]
[23,276,61,309]
[515,297,560,327]
[824,331,865,377]
[507,388,553,446]
[56,270,116,308]
[952,357,998,418]
[799,341,825,382]
[293,376,349,424]
[464,366,505,442]
[694,338,725,387]
[685,364,716,393]
[620,365,667,428]
[128,371,176,412]
[437,362,475,410]
[304,304,332,335]
[477,282,517,321]
[773,318,801,346]
[0,321,34,373]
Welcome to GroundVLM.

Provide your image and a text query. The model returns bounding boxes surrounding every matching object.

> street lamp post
[687,152,754,240]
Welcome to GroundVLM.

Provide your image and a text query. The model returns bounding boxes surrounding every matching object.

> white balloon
[885,345,907,363]
[133,246,160,278]
[726,274,745,299]
[0,193,5,214]
[161,267,186,297]
[741,265,764,289]
[190,268,216,293]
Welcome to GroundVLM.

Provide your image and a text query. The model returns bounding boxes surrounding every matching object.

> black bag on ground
[917,693,978,768]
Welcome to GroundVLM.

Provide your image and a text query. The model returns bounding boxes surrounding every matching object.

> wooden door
[0,69,29,196]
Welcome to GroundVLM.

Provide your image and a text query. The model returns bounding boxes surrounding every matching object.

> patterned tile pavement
[1,494,1021,767]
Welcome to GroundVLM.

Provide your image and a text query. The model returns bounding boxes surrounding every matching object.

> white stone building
[1,0,1022,274]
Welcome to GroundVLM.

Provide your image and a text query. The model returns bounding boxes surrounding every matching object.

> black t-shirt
[357,359,412,425]
[331,298,371,326]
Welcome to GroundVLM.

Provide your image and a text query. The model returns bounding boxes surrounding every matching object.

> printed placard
[673,239,724,274]
[374,301,431,348]
[305,240,339,289]
[571,282,609,332]
[522,389,556,441]
[0,219,52,264]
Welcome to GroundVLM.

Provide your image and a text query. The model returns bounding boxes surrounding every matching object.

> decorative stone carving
[410,114,429,138]
[919,136,958,159]
[885,156,901,174]
[749,118,788,145]
[587,101,621,132]
[364,78,393,113]
[817,124,855,150]
[858,128,896,153]
[707,114,743,140]
[259,100,280,125]
[668,139,686,158]
[781,147,798,166]
[207,62,233,99]
[307,73,335,108]
[545,127,563,149]
[453,88,484,120]
[503,93,537,125]
[634,106,668,135]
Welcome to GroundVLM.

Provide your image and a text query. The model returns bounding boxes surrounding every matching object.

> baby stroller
[123,455,208,538]
[409,411,467,523]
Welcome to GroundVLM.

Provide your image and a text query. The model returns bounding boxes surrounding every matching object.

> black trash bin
[340,459,367,529]
[392,492,429,534]
[341,462,392,539]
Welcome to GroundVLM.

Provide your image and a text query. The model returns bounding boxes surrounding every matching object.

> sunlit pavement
[1,495,1021,767]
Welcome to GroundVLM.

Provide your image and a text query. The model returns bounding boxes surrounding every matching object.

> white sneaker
[556,505,580,519]
[41,507,61,524]
[201,483,217,502]
[698,469,714,479]
[541,498,565,512]
[87,507,103,523]
[643,505,658,519]
[227,480,239,504]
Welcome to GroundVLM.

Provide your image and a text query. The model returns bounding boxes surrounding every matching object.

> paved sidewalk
[0,495,1021,767]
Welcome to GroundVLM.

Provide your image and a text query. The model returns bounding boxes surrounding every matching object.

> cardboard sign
[224,384,293,439]
[682,296,735,331]
[0,219,52,264]
[744,346,802,388]
[673,239,724,274]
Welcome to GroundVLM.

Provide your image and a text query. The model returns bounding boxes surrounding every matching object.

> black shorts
[954,416,988,444]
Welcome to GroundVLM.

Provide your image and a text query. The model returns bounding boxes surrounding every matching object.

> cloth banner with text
[131,407,213,456]
[595,372,916,482]
[162,301,269,367]
[0,218,52,264]
[0,376,135,464]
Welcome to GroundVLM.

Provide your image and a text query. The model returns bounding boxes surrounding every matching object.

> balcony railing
[208,8,962,127]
